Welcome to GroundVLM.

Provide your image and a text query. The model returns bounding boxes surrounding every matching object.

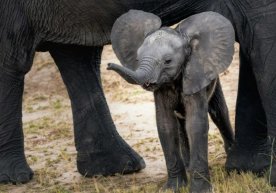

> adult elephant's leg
[0,9,35,182]
[0,69,33,184]
[154,87,187,192]
[251,37,276,185]
[226,50,270,174]
[208,79,234,154]
[49,45,145,177]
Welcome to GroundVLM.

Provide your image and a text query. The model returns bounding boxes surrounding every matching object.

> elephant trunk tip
[107,63,116,70]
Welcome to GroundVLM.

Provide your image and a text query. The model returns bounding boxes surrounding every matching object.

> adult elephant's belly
[24,0,201,47]
[25,0,130,46]
[224,0,276,56]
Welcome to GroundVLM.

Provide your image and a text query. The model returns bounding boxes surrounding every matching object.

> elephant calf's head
[135,28,188,90]
[108,10,235,94]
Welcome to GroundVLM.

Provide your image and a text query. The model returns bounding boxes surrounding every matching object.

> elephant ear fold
[111,10,162,70]
[177,12,235,95]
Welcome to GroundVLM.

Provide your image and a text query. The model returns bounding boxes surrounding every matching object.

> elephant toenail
[0,174,10,184]
[139,158,146,169]
[16,172,33,184]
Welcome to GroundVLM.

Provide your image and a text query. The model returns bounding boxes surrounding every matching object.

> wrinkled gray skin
[2,0,275,189]
[0,0,214,185]
[108,11,235,193]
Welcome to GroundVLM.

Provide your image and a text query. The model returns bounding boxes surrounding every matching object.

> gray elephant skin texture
[0,0,213,184]
[1,0,276,189]
[108,11,235,193]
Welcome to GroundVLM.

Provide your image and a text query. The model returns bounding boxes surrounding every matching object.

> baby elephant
[108,10,235,193]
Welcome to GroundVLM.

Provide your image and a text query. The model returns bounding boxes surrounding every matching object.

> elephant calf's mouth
[142,83,159,91]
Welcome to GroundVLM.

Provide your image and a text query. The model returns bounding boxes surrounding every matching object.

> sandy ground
[0,44,239,193]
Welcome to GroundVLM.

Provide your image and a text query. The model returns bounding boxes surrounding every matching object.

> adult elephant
[0,0,275,186]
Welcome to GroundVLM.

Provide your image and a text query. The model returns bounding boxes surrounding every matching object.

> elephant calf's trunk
[107,63,148,85]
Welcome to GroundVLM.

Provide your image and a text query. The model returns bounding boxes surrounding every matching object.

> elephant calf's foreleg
[154,88,188,192]
[0,69,33,184]
[184,89,212,193]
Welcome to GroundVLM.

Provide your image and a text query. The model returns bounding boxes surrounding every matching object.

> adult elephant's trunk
[107,63,151,85]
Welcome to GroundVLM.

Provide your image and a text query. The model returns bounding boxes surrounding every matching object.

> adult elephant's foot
[225,139,270,175]
[77,143,145,177]
[0,154,33,184]
[161,174,187,193]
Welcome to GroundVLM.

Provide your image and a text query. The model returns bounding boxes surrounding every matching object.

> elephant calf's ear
[177,12,235,95]
[111,10,162,71]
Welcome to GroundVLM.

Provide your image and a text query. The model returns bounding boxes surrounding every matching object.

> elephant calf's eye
[164,59,172,64]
